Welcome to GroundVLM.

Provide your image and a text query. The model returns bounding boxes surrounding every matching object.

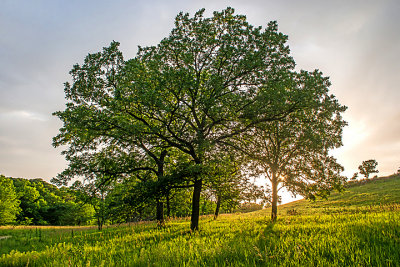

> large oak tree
[117,8,313,230]
[54,8,336,230]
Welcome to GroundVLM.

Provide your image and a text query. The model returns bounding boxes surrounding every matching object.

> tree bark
[156,198,165,227]
[271,171,278,222]
[166,190,171,218]
[190,179,202,231]
[97,194,105,231]
[97,216,103,231]
[214,194,221,220]
[155,150,167,227]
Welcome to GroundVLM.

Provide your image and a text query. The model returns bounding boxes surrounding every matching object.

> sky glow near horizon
[1,1,399,201]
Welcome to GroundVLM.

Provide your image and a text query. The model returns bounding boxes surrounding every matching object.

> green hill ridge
[276,174,400,215]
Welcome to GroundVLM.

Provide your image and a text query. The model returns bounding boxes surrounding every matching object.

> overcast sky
[1,0,399,187]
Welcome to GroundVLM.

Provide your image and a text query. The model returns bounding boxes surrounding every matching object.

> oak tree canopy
[53,8,346,230]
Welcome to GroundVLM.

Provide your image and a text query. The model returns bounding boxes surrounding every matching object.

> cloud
[0,110,48,122]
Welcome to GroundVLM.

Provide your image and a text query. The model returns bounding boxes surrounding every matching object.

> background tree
[71,179,112,231]
[238,181,270,207]
[1,176,94,226]
[358,159,379,179]
[45,201,95,226]
[208,167,268,219]
[0,175,21,225]
[107,177,158,223]
[13,178,43,224]
[236,70,347,221]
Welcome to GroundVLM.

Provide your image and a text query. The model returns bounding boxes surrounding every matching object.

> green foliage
[0,175,20,225]
[358,159,379,179]
[44,202,95,226]
[203,155,268,217]
[167,188,192,218]
[53,7,325,231]
[238,69,347,221]
[70,180,113,230]
[3,176,95,226]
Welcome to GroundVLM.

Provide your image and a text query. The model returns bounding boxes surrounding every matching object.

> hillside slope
[276,174,400,216]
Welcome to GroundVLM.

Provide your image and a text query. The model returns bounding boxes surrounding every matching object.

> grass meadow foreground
[1,175,399,266]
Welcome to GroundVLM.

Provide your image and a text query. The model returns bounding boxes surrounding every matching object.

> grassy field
[1,175,399,266]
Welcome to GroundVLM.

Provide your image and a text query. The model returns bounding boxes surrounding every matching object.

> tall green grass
[279,174,400,215]
[1,175,399,266]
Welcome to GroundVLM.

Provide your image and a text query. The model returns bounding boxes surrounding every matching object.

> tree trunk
[97,216,103,231]
[214,194,221,220]
[271,172,278,222]
[156,198,165,227]
[97,195,105,231]
[190,179,202,231]
[166,190,171,218]
[97,209,104,231]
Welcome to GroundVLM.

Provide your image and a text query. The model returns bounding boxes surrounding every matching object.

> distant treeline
[0,175,264,227]
[0,175,94,226]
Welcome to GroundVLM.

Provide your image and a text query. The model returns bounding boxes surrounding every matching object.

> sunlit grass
[1,175,399,266]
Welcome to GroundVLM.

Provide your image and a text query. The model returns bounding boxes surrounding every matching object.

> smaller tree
[12,178,42,224]
[71,179,112,231]
[358,159,379,179]
[0,175,21,225]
